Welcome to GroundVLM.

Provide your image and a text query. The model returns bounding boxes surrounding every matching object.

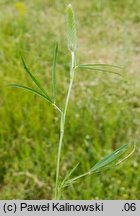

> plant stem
[52,103,62,113]
[55,51,75,199]
[66,171,91,185]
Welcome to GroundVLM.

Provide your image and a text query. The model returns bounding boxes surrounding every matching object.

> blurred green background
[0,0,140,199]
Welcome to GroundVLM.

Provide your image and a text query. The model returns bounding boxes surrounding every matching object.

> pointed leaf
[90,143,129,172]
[52,42,58,104]
[78,63,122,69]
[66,4,77,52]
[76,64,122,76]
[65,143,134,186]
[21,57,52,101]
[9,84,52,103]
[61,162,80,188]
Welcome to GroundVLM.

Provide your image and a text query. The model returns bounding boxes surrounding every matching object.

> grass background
[0,0,140,199]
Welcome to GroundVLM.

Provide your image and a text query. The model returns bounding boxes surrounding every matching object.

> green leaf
[21,57,52,101]
[9,84,52,103]
[65,143,134,186]
[78,63,122,69]
[66,4,77,52]
[61,162,80,188]
[76,64,122,76]
[90,143,129,172]
[52,42,58,104]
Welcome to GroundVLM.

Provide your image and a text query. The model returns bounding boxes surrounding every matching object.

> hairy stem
[55,51,75,199]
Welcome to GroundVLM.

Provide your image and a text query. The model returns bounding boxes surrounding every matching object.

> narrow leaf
[66,4,77,52]
[90,143,129,172]
[76,64,122,76]
[65,143,134,186]
[61,162,80,188]
[52,42,58,104]
[9,84,52,103]
[78,63,122,69]
[21,57,52,101]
